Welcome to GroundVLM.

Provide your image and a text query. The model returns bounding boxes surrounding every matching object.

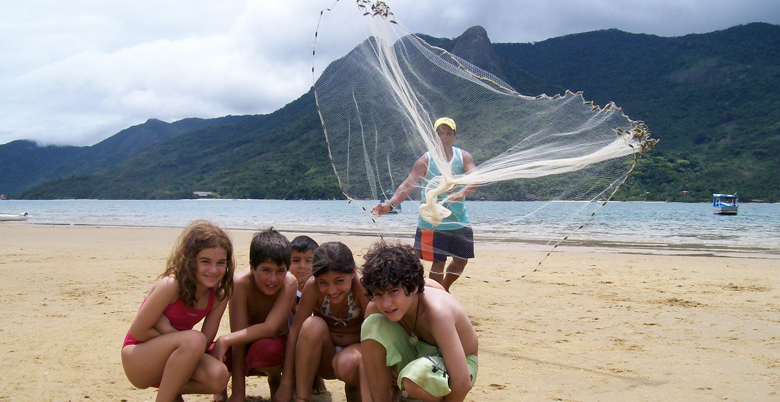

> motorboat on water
[712,194,738,215]
[0,212,29,221]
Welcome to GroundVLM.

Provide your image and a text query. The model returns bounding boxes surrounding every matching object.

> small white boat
[0,212,29,221]
[712,194,738,215]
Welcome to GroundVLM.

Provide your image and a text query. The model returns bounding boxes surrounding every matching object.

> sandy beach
[1,223,779,401]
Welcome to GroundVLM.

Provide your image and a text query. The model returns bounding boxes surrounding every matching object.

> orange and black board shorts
[414,226,474,262]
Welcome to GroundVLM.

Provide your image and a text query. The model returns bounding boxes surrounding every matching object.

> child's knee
[204,360,230,393]
[180,330,208,352]
[332,347,361,382]
[299,316,329,340]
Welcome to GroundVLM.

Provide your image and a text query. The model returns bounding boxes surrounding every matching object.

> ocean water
[2,199,778,254]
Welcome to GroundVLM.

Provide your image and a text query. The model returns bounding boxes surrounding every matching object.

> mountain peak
[451,25,508,82]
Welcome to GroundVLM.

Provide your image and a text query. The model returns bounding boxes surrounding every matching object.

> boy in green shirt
[360,241,479,402]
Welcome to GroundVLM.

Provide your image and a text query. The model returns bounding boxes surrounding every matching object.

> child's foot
[210,389,228,402]
[312,376,330,396]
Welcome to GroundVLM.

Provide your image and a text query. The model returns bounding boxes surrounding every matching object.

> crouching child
[360,242,479,402]
[211,228,298,402]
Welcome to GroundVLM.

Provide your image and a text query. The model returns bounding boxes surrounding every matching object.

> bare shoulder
[459,149,477,174]
[424,278,445,291]
[365,300,380,316]
[155,275,179,293]
[284,272,298,286]
[352,273,367,292]
[421,287,478,355]
[460,149,475,163]
[229,268,256,305]
[352,274,370,309]
[408,154,430,177]
[147,276,180,303]
[301,276,321,299]
[297,276,323,315]
[232,268,253,291]
[422,287,466,318]
[423,288,473,331]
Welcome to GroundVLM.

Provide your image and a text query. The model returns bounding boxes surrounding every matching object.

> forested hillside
[492,23,780,202]
[7,23,779,202]
[18,92,339,200]
[0,115,244,195]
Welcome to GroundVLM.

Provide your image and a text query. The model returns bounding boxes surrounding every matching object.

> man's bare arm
[371,155,428,216]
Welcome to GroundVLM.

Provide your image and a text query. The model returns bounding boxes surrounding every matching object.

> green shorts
[361,313,478,397]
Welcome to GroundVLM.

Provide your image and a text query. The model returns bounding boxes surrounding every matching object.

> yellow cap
[434,117,456,131]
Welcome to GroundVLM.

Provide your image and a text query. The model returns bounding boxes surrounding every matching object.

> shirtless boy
[360,241,479,402]
[289,235,318,310]
[288,235,328,395]
[211,228,298,402]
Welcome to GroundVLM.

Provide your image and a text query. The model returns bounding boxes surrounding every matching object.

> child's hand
[209,336,229,363]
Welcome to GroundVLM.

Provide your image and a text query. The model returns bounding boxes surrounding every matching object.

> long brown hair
[160,220,235,307]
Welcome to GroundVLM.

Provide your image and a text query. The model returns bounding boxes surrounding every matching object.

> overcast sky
[2,0,778,147]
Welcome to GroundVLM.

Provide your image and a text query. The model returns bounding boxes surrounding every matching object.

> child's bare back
[408,286,478,358]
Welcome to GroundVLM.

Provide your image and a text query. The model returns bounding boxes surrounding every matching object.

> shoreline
[10,220,780,258]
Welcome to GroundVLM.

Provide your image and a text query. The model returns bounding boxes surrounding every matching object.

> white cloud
[0,0,778,146]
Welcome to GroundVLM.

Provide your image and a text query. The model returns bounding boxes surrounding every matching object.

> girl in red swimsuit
[121,220,235,402]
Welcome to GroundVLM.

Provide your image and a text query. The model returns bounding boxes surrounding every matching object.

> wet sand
[1,224,779,401]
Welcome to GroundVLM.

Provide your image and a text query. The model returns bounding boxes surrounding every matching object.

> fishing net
[313,1,656,268]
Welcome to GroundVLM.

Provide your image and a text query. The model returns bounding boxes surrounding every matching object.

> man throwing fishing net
[371,117,477,292]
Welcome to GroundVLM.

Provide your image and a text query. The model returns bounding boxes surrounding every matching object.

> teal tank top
[418,147,471,230]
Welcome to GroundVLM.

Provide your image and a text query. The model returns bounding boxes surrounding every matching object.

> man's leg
[429,261,446,286]
[442,257,467,292]
[441,226,473,291]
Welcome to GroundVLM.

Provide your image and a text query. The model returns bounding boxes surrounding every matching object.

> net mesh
[313,1,656,268]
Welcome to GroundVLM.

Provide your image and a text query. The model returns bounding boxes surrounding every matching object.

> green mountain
[7,22,780,202]
[492,23,780,202]
[17,92,339,200]
[0,115,244,195]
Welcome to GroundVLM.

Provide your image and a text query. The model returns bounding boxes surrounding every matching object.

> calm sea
[2,199,778,254]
